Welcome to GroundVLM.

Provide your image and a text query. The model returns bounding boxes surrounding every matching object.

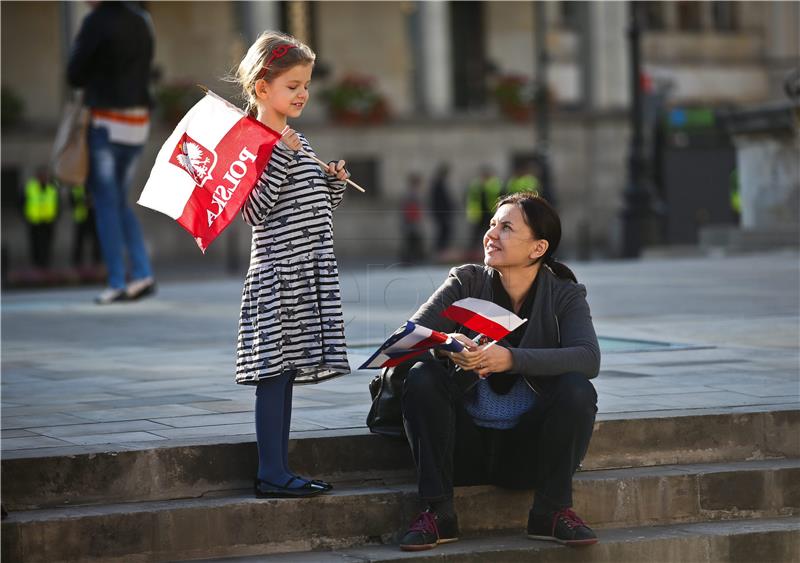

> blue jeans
[87,126,153,289]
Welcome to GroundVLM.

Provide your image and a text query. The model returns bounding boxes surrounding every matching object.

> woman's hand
[281,128,302,151]
[475,345,514,378]
[326,159,350,182]
[444,334,485,372]
[442,335,514,377]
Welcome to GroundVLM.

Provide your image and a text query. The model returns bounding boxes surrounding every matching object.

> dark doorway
[660,130,737,245]
[451,1,487,111]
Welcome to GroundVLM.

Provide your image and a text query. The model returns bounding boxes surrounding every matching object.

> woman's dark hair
[495,192,578,283]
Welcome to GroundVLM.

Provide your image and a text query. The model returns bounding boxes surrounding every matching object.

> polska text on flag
[442,297,526,342]
[359,321,465,369]
[138,91,282,252]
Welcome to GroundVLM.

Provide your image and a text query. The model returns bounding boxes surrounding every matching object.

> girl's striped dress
[235,134,351,385]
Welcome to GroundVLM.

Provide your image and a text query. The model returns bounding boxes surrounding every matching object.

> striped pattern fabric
[235,134,350,385]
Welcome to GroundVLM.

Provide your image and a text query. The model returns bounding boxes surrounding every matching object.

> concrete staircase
[2,407,798,562]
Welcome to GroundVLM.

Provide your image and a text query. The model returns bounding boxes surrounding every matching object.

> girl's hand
[475,345,514,378]
[281,128,302,151]
[326,159,350,182]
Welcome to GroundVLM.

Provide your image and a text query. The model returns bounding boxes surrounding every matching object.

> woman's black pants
[401,359,597,510]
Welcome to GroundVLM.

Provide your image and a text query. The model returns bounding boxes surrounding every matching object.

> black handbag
[366,358,417,438]
[366,355,476,437]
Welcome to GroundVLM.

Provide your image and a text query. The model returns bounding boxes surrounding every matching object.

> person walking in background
[400,173,426,264]
[505,160,541,197]
[465,165,502,260]
[68,183,103,280]
[22,166,59,274]
[429,163,454,260]
[234,31,351,498]
[67,1,156,304]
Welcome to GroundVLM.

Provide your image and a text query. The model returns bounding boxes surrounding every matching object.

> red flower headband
[256,44,296,80]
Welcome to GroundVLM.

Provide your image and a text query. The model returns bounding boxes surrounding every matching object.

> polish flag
[359,321,465,369]
[138,91,282,252]
[442,297,526,341]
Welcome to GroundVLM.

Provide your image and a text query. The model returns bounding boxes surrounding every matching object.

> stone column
[229,2,281,274]
[416,1,453,116]
[60,2,91,65]
[586,1,628,110]
[59,2,91,103]
[238,1,281,44]
[698,1,714,31]
[661,2,678,30]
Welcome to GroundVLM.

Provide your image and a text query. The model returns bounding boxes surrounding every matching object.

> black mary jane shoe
[302,477,333,492]
[254,477,328,499]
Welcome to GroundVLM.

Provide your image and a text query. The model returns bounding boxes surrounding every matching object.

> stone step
[211,517,800,563]
[4,407,797,510]
[3,458,798,562]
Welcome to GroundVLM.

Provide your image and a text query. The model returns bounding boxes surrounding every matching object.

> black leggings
[401,360,597,509]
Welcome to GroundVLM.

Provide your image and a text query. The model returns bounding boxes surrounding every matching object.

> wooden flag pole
[277,125,365,193]
[299,149,366,193]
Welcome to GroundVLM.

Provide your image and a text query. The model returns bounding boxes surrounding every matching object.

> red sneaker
[399,510,459,552]
[527,507,598,546]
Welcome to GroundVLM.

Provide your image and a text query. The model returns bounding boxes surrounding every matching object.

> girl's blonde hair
[235,31,316,116]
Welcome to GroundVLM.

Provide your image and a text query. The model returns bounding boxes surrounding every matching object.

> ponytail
[545,256,577,283]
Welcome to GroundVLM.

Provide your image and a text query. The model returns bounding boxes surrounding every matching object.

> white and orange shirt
[91,107,150,145]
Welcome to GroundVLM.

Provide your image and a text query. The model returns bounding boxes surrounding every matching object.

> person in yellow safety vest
[466,166,502,247]
[23,167,59,270]
[69,184,102,270]
[729,169,741,223]
[505,160,541,197]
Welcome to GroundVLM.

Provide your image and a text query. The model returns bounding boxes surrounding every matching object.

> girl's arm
[325,163,348,210]
[242,148,290,226]
[299,134,348,210]
[512,284,601,379]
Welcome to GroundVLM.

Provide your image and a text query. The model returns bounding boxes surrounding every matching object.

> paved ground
[2,251,798,458]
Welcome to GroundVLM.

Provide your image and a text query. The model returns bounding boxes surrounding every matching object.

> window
[676,1,703,31]
[1,167,21,210]
[279,1,318,49]
[712,2,738,31]
[451,1,488,110]
[559,1,581,31]
[641,1,666,31]
[343,157,380,199]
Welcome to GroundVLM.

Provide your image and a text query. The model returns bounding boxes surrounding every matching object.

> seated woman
[399,192,600,551]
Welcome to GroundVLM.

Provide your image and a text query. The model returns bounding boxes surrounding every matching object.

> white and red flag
[442,297,526,342]
[359,321,465,369]
[138,91,282,252]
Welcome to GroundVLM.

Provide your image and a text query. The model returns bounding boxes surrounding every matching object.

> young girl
[233,31,351,498]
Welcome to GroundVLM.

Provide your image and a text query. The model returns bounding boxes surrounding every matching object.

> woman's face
[483,204,547,269]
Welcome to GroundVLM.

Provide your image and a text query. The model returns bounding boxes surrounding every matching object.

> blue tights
[254,370,308,487]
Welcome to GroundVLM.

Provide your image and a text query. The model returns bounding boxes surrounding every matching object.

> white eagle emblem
[170,133,218,187]
[178,141,211,183]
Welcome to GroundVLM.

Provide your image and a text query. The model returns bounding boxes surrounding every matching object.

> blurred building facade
[2,1,798,271]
